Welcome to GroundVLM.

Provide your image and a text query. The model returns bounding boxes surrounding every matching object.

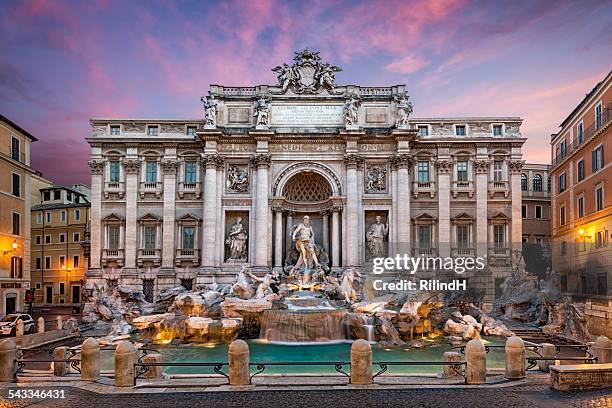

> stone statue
[253,96,270,127]
[338,269,361,303]
[225,218,248,260]
[317,63,341,91]
[226,165,249,192]
[230,266,254,299]
[365,166,386,192]
[291,215,320,273]
[394,95,413,129]
[272,63,294,93]
[246,270,279,299]
[366,216,388,257]
[201,95,218,127]
[344,95,360,127]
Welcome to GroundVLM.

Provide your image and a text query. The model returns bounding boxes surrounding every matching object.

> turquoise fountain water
[100,337,507,375]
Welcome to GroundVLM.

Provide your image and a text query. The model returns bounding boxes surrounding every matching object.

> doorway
[72,286,80,304]
[45,286,53,304]
[5,294,16,315]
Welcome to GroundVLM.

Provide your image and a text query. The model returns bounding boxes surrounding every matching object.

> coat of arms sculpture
[272,48,342,94]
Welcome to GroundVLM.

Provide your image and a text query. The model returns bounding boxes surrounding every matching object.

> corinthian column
[273,204,283,270]
[161,159,178,268]
[87,159,105,270]
[331,205,341,268]
[252,154,271,268]
[436,159,452,257]
[344,154,363,267]
[474,160,490,257]
[201,154,223,270]
[509,160,524,253]
[123,158,140,269]
[392,154,412,254]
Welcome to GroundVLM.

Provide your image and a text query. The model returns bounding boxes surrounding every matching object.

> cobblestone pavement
[0,386,610,408]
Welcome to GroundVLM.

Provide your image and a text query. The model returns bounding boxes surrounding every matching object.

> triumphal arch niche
[88,48,525,303]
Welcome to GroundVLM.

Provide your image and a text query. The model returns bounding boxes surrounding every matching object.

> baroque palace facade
[86,50,525,304]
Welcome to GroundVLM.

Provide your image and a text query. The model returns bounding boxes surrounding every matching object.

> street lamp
[2,240,17,255]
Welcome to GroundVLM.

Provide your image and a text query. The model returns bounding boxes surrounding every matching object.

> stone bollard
[53,347,68,376]
[37,317,45,334]
[594,336,612,364]
[443,351,462,377]
[505,335,526,379]
[80,338,100,381]
[228,339,250,385]
[56,316,63,331]
[538,343,556,373]
[350,339,372,385]
[15,320,24,338]
[465,339,486,384]
[115,341,137,387]
[0,338,17,381]
[143,353,163,379]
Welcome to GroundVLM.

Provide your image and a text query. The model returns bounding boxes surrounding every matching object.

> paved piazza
[86,49,525,304]
[0,385,610,408]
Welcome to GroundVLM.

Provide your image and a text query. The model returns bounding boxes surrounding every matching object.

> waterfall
[360,315,375,343]
[260,309,347,343]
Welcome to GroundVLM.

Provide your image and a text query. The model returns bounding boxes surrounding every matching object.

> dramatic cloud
[0,0,610,183]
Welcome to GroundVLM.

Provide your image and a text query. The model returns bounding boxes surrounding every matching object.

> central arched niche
[282,172,332,203]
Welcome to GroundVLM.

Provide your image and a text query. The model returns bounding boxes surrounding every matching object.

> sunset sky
[1,0,611,184]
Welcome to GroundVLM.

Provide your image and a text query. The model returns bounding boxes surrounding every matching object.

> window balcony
[488,246,511,265]
[452,180,474,198]
[137,248,161,267]
[139,181,163,198]
[104,181,125,198]
[412,181,436,198]
[412,247,438,257]
[488,180,509,198]
[101,248,124,267]
[451,247,475,257]
[175,248,200,266]
[178,181,202,198]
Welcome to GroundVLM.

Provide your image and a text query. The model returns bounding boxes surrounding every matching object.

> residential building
[30,185,91,309]
[0,114,40,316]
[550,70,612,337]
[521,163,552,244]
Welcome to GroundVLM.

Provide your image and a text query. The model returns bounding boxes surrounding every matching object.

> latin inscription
[270,104,344,126]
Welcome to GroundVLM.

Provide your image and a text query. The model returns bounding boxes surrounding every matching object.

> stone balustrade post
[350,339,372,385]
[594,336,612,364]
[15,320,24,338]
[37,317,45,334]
[0,338,17,382]
[81,338,100,381]
[115,340,137,387]
[56,316,63,331]
[505,335,525,379]
[538,343,556,372]
[465,339,486,384]
[228,339,250,385]
[53,347,68,376]
[143,353,163,379]
[443,351,462,377]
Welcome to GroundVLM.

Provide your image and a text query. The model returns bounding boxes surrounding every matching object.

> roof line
[0,114,38,141]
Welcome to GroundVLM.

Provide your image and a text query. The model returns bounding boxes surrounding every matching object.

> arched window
[533,174,542,191]
[521,174,528,191]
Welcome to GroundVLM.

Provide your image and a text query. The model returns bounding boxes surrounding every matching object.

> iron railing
[133,362,228,386]
[372,361,466,382]
[249,361,350,382]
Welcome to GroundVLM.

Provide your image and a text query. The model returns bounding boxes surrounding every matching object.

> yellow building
[31,185,90,309]
[0,114,42,317]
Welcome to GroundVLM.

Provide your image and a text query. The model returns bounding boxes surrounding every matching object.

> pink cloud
[385,54,429,74]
